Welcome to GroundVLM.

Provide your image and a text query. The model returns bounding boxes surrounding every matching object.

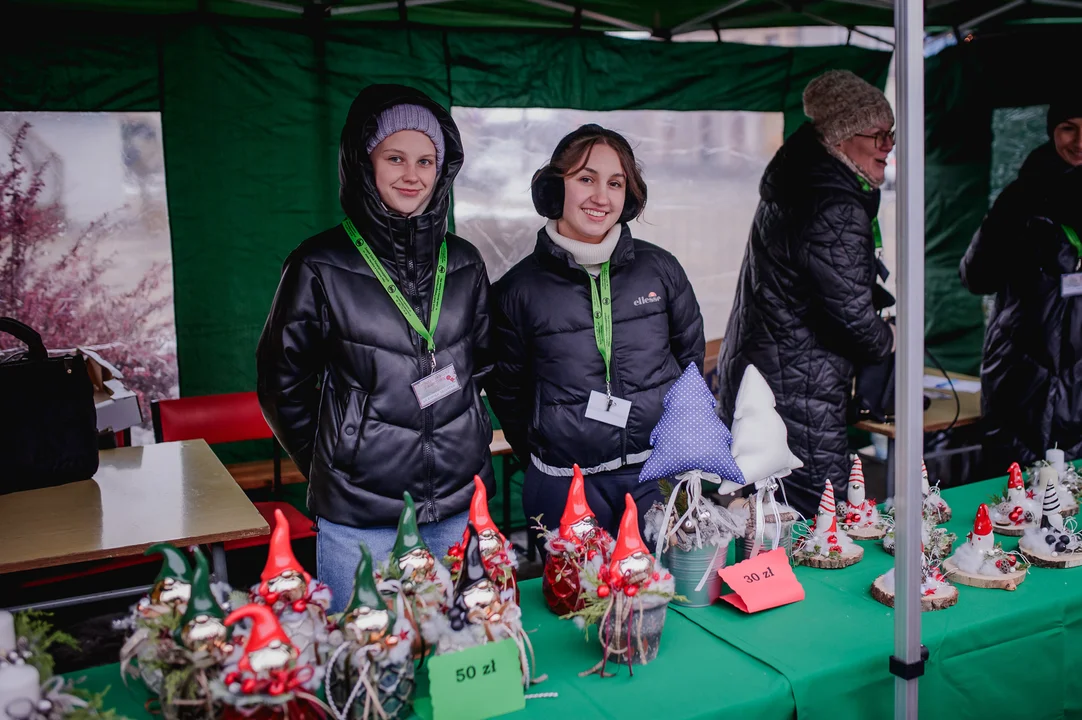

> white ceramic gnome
[795,481,861,565]
[1019,473,1082,561]
[839,457,882,530]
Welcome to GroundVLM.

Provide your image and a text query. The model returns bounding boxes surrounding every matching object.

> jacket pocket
[332,387,368,471]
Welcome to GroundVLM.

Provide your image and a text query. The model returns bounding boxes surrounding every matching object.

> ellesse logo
[634,291,661,306]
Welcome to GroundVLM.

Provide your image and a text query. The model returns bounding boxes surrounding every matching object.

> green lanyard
[583,263,614,403]
[342,218,447,367]
[859,178,884,250]
[1063,225,1082,258]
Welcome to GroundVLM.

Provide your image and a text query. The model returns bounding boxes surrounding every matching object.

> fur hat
[803,70,894,146]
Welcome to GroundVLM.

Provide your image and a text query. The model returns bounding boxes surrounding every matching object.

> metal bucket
[664,542,728,607]
[739,513,795,561]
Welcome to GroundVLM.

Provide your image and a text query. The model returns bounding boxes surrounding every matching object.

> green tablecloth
[675,476,1082,720]
[67,474,1082,719]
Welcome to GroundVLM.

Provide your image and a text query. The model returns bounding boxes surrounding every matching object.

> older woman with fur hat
[716,69,896,519]
[961,99,1082,475]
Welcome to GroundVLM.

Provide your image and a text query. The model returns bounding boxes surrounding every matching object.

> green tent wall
[1,11,891,398]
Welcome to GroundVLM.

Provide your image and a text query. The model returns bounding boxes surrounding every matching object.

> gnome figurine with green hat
[176,547,233,657]
[326,544,416,720]
[138,543,194,617]
[377,492,453,655]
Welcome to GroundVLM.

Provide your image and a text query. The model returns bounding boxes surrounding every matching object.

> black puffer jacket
[961,143,1082,472]
[488,226,705,474]
[256,84,493,528]
[717,123,894,518]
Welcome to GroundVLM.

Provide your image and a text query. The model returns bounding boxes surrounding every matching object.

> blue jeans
[317,510,469,614]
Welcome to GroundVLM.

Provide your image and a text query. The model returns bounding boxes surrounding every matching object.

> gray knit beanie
[365,103,445,170]
[803,70,894,146]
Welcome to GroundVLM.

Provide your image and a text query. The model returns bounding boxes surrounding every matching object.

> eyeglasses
[854,130,895,150]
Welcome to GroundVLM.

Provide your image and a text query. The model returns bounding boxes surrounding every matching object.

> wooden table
[0,440,269,608]
[853,366,982,496]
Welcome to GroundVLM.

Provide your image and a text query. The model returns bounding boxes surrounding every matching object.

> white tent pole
[893,0,925,718]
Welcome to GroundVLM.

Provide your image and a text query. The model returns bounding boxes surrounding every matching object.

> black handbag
[0,318,99,494]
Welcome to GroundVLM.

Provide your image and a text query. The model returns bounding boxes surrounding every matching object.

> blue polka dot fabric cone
[638,364,745,487]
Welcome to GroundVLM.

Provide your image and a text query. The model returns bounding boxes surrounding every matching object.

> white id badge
[412,364,461,409]
[585,390,632,428]
[1062,273,1082,298]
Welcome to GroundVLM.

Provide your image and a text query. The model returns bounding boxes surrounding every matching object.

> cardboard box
[79,347,143,433]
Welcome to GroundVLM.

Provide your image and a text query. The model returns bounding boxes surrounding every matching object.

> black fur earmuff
[530,124,643,224]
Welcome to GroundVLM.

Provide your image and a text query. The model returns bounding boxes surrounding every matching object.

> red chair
[151,392,316,550]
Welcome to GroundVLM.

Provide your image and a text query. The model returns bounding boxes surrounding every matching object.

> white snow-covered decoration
[1018,478,1082,565]
[921,460,951,523]
[836,458,884,536]
[729,365,803,486]
[794,482,861,565]
[1026,462,1080,516]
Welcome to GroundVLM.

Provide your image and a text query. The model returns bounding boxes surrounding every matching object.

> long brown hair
[539,128,647,221]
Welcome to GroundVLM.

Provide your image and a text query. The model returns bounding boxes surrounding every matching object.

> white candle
[0,612,13,654]
[1046,447,1066,476]
[0,663,40,719]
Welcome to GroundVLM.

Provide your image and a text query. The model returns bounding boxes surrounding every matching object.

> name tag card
[1062,273,1082,299]
[584,390,631,428]
[412,363,461,409]
[415,639,525,720]
[718,548,804,613]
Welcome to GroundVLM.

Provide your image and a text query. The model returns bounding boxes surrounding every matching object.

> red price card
[718,548,804,613]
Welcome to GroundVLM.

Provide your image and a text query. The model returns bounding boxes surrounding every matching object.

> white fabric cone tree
[730,365,803,486]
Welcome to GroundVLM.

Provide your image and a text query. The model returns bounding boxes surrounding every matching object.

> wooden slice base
[871,575,958,611]
[1019,545,1082,569]
[796,544,863,569]
[1063,503,1079,518]
[992,522,1036,538]
[845,524,886,540]
[942,556,1027,591]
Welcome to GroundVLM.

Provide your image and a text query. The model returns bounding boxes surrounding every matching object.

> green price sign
[415,639,525,720]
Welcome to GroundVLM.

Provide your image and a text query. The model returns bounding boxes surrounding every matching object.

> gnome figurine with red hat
[445,476,518,602]
[251,509,331,653]
[537,465,615,616]
[944,504,1029,589]
[573,494,674,677]
[794,481,863,569]
[837,457,886,539]
[991,462,1041,535]
[218,604,325,718]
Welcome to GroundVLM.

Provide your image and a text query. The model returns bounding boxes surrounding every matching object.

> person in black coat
[961,99,1082,475]
[256,84,493,611]
[487,125,705,541]
[717,70,896,519]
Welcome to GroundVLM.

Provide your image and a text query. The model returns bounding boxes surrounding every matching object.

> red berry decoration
[265,592,280,605]
[269,680,286,696]
[241,678,257,694]
[292,600,307,614]
[597,585,611,598]
[225,672,239,686]
[624,585,638,597]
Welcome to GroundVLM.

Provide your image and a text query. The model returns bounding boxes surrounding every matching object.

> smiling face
[837,121,894,186]
[1053,118,1082,167]
[370,130,438,216]
[555,142,627,244]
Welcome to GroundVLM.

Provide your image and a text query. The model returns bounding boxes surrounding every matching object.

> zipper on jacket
[406,220,438,521]
[608,313,628,464]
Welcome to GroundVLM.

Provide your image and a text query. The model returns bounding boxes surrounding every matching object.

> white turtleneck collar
[545,219,623,276]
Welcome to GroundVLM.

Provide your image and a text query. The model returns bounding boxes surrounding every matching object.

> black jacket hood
[338,84,464,250]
